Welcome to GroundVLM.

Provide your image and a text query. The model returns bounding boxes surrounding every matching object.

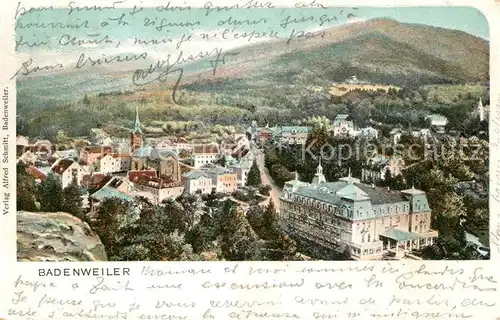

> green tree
[177,193,204,228]
[246,204,264,236]
[38,173,63,212]
[261,199,279,240]
[140,230,199,261]
[16,163,38,211]
[304,115,332,152]
[246,159,262,187]
[185,213,216,254]
[61,181,83,219]
[380,168,393,187]
[83,94,91,105]
[218,201,259,261]
[90,198,134,259]
[264,234,297,260]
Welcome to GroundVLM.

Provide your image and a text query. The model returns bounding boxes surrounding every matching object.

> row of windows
[194,181,211,186]
[289,213,351,230]
[292,196,337,213]
[196,160,216,164]
[292,196,416,218]
[373,204,409,216]
[352,247,382,256]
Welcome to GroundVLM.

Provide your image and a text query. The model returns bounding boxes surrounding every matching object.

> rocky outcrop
[17,211,107,261]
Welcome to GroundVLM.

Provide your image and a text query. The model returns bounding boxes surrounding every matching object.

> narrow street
[253,146,281,213]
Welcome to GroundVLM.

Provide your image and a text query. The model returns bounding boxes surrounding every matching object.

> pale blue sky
[16,6,489,53]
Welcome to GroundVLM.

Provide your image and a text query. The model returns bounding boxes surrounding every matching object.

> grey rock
[17,211,107,261]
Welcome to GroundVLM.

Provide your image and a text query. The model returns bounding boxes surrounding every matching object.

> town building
[229,159,253,187]
[131,147,182,181]
[16,135,30,146]
[246,122,275,145]
[130,106,144,154]
[32,140,53,156]
[389,128,403,146]
[25,166,47,184]
[106,176,136,195]
[258,126,274,145]
[52,149,79,162]
[183,170,213,194]
[96,153,131,174]
[17,149,36,166]
[79,146,112,166]
[411,128,432,141]
[129,174,184,205]
[359,126,379,140]
[279,165,438,260]
[202,166,238,194]
[90,128,115,146]
[192,144,220,168]
[51,158,87,188]
[90,186,134,211]
[273,126,311,145]
[221,134,250,155]
[81,173,112,192]
[128,170,158,181]
[361,155,405,183]
[156,137,192,151]
[425,114,448,133]
[333,114,358,137]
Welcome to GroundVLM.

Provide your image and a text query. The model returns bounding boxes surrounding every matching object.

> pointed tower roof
[133,106,142,134]
[339,167,360,184]
[312,159,326,184]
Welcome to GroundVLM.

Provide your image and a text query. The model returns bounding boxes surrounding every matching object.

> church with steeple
[473,97,490,122]
[130,106,143,154]
[279,163,438,260]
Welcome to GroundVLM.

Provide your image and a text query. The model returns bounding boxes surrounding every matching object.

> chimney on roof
[371,183,375,188]
[387,186,390,190]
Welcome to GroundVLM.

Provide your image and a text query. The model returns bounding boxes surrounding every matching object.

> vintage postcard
[1,0,500,319]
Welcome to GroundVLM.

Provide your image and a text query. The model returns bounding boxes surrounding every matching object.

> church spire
[317,158,323,175]
[312,158,326,184]
[478,97,485,122]
[133,106,142,134]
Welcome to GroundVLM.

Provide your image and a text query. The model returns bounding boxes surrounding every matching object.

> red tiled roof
[128,170,157,181]
[17,145,49,157]
[193,144,219,154]
[232,148,249,158]
[52,159,74,174]
[81,173,111,189]
[111,153,131,159]
[83,146,112,154]
[132,174,182,189]
[26,166,46,180]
